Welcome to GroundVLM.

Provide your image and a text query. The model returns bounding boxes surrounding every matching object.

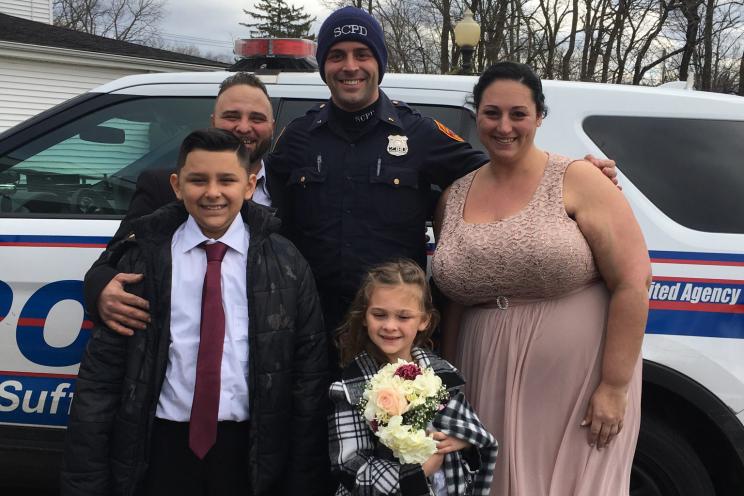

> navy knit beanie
[316,7,387,83]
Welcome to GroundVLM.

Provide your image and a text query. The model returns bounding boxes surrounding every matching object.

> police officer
[267,6,615,351]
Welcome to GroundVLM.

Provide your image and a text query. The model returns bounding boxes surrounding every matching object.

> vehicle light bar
[234,38,316,59]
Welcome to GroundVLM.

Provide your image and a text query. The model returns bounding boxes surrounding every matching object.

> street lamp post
[453,8,481,75]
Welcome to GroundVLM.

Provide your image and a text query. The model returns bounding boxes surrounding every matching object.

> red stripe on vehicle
[17,318,94,329]
[649,301,744,313]
[0,370,77,379]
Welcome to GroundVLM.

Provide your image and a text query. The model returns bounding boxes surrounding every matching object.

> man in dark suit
[84,72,274,336]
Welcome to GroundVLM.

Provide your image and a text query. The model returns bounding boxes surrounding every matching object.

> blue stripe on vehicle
[0,374,76,427]
[0,234,111,245]
[646,309,744,339]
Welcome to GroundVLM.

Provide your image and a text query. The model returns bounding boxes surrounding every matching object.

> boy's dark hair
[218,72,270,99]
[473,61,549,118]
[336,259,440,368]
[176,128,250,171]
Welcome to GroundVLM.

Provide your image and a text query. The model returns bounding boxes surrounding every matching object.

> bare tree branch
[53,0,164,44]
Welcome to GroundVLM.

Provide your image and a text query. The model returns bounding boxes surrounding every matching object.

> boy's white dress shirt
[156,213,250,422]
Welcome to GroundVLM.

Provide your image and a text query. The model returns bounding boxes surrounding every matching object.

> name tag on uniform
[387,135,409,156]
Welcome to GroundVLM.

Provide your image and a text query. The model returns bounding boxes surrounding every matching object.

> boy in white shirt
[62,128,328,496]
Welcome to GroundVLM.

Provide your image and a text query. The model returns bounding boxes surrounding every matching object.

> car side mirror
[0,171,19,195]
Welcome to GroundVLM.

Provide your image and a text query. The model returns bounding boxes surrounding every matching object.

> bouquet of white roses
[358,359,450,464]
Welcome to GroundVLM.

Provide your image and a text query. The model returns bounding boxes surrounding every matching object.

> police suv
[0,67,743,495]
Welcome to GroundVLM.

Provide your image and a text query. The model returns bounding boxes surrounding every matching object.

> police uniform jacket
[267,91,487,302]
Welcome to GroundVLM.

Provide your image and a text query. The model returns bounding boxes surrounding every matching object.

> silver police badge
[386,135,409,156]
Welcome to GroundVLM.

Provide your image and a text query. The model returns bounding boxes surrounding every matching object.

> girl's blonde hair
[336,259,440,367]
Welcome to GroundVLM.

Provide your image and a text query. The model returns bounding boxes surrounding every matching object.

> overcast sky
[159,1,333,60]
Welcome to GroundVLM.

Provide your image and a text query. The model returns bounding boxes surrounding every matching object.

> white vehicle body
[0,71,742,493]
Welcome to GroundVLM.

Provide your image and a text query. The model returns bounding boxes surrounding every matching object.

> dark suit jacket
[83,168,176,319]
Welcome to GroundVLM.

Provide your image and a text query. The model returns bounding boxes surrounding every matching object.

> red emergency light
[234,38,316,59]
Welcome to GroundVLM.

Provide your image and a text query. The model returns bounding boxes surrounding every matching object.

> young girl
[329,259,498,496]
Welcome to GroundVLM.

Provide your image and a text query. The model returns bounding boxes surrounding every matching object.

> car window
[274,99,320,137]
[0,97,214,217]
[583,116,744,234]
[274,98,484,152]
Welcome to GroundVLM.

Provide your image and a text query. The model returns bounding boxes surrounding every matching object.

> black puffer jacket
[61,202,329,496]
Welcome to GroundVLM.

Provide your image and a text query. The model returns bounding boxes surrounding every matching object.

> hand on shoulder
[563,159,624,218]
[583,153,619,188]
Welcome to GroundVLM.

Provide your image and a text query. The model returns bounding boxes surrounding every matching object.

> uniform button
[317,120,322,124]
[393,178,400,185]
[388,117,395,122]
[300,176,306,183]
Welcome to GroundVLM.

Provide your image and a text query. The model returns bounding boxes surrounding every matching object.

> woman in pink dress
[431,62,651,495]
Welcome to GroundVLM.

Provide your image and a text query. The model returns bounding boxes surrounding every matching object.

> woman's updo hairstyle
[473,61,548,118]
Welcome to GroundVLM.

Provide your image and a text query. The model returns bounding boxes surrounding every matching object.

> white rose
[413,371,442,397]
[377,416,437,464]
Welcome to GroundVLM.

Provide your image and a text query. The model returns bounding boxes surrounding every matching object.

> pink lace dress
[431,154,641,496]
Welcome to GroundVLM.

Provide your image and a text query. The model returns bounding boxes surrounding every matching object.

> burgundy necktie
[189,241,228,459]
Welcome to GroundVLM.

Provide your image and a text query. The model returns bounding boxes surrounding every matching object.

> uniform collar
[309,90,404,131]
[375,91,404,130]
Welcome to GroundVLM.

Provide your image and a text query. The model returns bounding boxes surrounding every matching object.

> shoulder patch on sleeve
[434,119,464,142]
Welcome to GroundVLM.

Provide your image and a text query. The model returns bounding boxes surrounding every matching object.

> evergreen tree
[241,0,316,39]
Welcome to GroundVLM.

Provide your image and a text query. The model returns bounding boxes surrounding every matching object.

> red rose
[394,363,422,380]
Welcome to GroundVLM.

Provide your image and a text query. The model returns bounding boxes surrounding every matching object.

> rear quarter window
[583,116,744,234]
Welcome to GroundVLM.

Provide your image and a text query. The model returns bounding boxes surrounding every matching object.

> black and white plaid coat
[329,348,498,495]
